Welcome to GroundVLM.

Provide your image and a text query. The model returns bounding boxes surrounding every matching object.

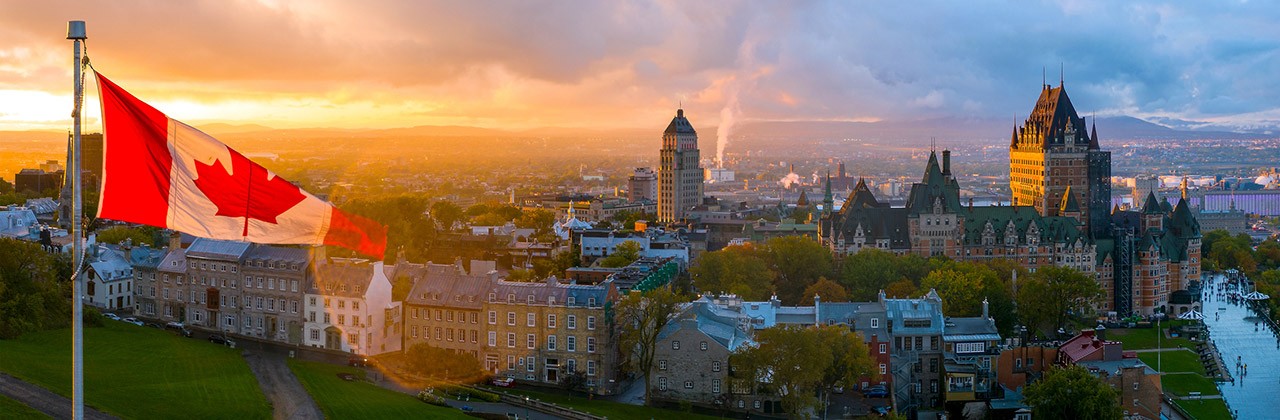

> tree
[1017,266,1102,335]
[765,236,832,305]
[884,279,919,298]
[1023,365,1122,420]
[430,201,464,232]
[515,208,557,236]
[616,287,683,406]
[94,225,158,247]
[598,240,643,268]
[404,343,485,383]
[733,325,874,417]
[921,268,985,317]
[803,277,849,302]
[690,244,774,300]
[0,238,72,338]
[838,248,902,301]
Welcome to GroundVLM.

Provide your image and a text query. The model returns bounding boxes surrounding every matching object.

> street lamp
[525,396,530,420]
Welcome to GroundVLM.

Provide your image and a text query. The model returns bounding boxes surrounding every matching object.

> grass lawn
[287,359,471,420]
[1175,398,1232,420]
[1108,327,1197,351]
[479,385,728,420]
[0,322,270,419]
[1162,373,1220,397]
[1138,350,1207,375]
[0,394,50,419]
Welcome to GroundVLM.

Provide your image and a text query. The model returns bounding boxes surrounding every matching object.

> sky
[2,0,1279,133]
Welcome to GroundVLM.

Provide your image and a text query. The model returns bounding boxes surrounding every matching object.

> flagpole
[67,20,87,420]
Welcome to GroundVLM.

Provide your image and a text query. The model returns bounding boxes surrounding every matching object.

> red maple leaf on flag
[193,149,305,225]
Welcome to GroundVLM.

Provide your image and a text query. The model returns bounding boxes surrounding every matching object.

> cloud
[1,0,1278,130]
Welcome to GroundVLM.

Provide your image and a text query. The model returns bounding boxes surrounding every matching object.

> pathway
[1201,274,1280,419]
[242,351,325,420]
[0,373,117,420]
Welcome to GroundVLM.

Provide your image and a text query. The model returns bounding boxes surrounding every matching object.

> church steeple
[823,171,834,216]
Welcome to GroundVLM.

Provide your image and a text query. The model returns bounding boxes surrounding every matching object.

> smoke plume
[779,172,801,188]
[717,87,739,168]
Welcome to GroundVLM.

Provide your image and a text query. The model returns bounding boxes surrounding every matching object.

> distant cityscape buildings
[627,167,657,203]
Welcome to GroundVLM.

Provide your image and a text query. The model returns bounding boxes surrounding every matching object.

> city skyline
[2,1,1280,134]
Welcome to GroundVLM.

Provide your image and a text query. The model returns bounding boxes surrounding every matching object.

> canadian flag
[94,72,387,258]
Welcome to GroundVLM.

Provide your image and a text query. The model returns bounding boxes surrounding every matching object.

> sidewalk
[0,373,117,420]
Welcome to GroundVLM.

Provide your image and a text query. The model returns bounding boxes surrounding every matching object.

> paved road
[242,351,325,420]
[0,373,117,420]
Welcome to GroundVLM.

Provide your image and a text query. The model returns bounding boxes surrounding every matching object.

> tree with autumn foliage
[1017,266,1102,336]
[616,287,684,406]
[1023,365,1121,419]
[803,277,849,302]
[732,325,875,417]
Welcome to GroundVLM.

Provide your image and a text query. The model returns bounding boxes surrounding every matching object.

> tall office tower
[1009,81,1111,237]
[658,109,703,223]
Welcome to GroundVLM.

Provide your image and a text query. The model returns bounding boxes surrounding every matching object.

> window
[337,299,345,309]
[548,314,557,328]
[446,310,453,322]
[871,318,879,328]
[527,334,535,349]
[508,312,516,326]
[587,316,596,330]
[567,336,576,352]
[310,329,320,340]
[469,312,477,324]
[507,294,515,304]
[489,311,497,324]
[672,341,680,350]
[508,333,516,348]
[353,301,359,311]
[587,337,596,353]
[567,296,576,306]
[526,357,535,372]
[338,314,345,325]
[713,379,721,394]
[435,327,441,340]
[879,343,887,354]
[446,328,454,341]
[527,313,535,327]
[567,315,576,329]
[658,377,667,390]
[659,360,667,371]
[471,329,478,343]
[700,341,708,351]
[527,295,534,305]
[587,360,596,376]
[879,364,887,375]
[308,311,316,322]
[507,355,515,370]
[411,326,418,338]
[683,381,694,389]
[489,293,496,302]
[547,335,556,351]
[713,361,722,372]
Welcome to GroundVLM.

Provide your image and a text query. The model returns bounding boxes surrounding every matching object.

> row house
[145,238,312,345]
[397,260,622,395]
[302,258,402,356]
[940,309,1001,407]
[652,298,761,413]
[84,242,134,311]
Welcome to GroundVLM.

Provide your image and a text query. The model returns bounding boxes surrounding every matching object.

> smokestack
[942,150,951,177]
[982,298,989,320]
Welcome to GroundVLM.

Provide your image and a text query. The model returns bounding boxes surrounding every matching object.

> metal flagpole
[67,20,87,420]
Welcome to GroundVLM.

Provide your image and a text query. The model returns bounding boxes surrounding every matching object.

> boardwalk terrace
[398,260,622,395]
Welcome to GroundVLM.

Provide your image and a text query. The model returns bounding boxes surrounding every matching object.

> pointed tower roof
[1021,85,1088,149]
[664,108,697,135]
[922,150,944,184]
[797,190,810,206]
[1059,186,1081,214]
[1089,119,1100,149]
[844,177,880,210]
[823,171,833,204]
[1170,198,1200,238]
[1142,192,1164,214]
[1009,124,1019,147]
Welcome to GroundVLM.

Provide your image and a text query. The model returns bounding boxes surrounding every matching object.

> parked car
[165,323,192,337]
[122,317,144,326]
[832,384,845,394]
[103,313,121,321]
[208,333,233,346]
[145,322,162,328]
[165,321,185,329]
[491,377,515,387]
[348,356,370,367]
[871,405,890,416]
[862,385,889,398]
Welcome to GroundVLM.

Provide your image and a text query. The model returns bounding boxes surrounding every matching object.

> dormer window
[508,294,515,304]
[527,295,535,305]
[489,293,496,302]
[568,297,576,306]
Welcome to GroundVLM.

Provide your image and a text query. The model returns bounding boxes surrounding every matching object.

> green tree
[0,238,73,338]
[838,248,902,301]
[598,240,643,268]
[612,210,655,231]
[515,208,557,236]
[803,277,849,302]
[733,325,874,417]
[1017,266,1102,335]
[765,236,832,305]
[430,201,464,232]
[616,287,683,406]
[95,226,158,247]
[1023,366,1122,420]
[690,244,774,300]
[884,279,919,298]
[921,268,985,317]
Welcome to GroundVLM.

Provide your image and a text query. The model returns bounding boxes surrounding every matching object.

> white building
[303,259,402,356]
[85,243,134,311]
[579,229,690,264]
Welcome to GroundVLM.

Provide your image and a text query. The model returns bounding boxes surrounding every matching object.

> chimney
[942,150,951,177]
[982,297,989,320]
[168,231,182,251]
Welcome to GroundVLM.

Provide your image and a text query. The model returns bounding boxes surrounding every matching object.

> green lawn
[1175,398,1232,420]
[1162,373,1220,397]
[0,322,270,419]
[0,394,50,419]
[1108,327,1197,350]
[287,359,471,420]
[479,385,728,420]
[1137,350,1207,375]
